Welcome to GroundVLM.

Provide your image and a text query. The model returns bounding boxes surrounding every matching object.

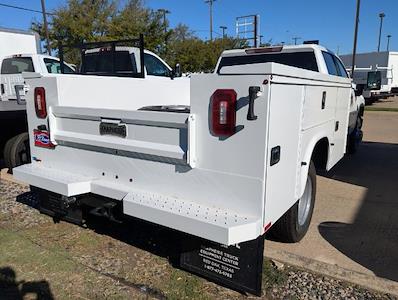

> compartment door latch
[247,86,261,121]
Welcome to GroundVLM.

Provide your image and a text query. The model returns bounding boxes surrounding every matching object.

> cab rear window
[1,57,35,74]
[217,51,319,73]
[82,51,137,75]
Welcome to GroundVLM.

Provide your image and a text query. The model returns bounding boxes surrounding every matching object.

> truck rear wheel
[8,133,31,172]
[3,135,18,172]
[270,161,316,243]
[347,116,363,154]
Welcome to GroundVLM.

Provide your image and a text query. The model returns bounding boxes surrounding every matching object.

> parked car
[14,41,357,295]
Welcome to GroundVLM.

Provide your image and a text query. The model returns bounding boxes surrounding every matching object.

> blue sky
[0,0,397,55]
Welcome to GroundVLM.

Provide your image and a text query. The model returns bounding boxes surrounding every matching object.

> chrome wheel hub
[298,176,312,226]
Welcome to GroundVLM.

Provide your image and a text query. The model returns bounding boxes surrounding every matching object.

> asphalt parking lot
[266,108,398,295]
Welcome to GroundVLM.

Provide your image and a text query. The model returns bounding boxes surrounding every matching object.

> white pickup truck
[0,54,75,102]
[14,42,361,295]
[0,54,75,170]
[81,46,181,79]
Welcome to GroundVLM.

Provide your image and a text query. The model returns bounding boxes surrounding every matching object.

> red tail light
[210,89,237,137]
[34,87,47,118]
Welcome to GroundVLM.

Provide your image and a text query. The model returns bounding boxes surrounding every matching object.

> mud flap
[179,234,265,296]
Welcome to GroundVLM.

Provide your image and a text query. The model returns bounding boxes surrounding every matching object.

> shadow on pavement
[0,266,54,300]
[85,210,184,266]
[318,141,398,282]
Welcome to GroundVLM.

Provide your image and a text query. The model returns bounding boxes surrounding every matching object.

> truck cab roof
[220,44,330,57]
[83,46,172,72]
[216,44,345,77]
[0,53,75,74]
[2,53,62,60]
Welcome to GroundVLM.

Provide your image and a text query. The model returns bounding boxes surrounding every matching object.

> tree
[32,0,166,59]
[32,0,117,46]
[166,36,247,73]
[31,0,246,72]
[109,0,166,52]
[169,23,195,42]
[32,0,118,63]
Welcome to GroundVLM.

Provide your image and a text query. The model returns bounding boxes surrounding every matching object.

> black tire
[347,116,363,154]
[269,161,316,243]
[9,132,31,171]
[3,135,18,172]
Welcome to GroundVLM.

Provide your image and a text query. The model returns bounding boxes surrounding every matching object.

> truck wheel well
[311,138,329,171]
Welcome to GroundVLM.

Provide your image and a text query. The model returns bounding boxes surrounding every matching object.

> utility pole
[387,34,391,51]
[377,12,385,52]
[158,9,170,35]
[292,37,301,45]
[351,0,361,78]
[220,26,227,38]
[205,0,216,41]
[40,0,51,55]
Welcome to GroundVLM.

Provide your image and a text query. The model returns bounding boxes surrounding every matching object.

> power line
[0,2,55,15]
[192,29,222,38]
[216,0,241,19]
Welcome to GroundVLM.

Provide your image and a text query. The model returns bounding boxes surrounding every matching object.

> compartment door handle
[321,91,326,109]
[247,86,261,121]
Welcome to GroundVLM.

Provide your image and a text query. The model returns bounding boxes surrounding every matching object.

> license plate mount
[99,122,127,138]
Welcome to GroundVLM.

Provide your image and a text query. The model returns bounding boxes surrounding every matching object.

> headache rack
[58,34,145,78]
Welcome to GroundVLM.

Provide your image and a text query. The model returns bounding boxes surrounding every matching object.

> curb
[265,247,398,297]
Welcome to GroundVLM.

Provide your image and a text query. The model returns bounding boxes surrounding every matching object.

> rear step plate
[123,190,262,246]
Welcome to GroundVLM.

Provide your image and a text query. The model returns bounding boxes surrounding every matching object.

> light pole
[157,9,170,53]
[220,26,227,38]
[387,34,392,51]
[351,0,361,78]
[158,9,170,35]
[377,12,385,52]
[292,37,301,45]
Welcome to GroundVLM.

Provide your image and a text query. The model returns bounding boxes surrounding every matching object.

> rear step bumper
[13,164,262,245]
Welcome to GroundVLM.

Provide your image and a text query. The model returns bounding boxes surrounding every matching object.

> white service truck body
[341,51,398,99]
[14,44,353,295]
[15,45,351,243]
[0,27,40,58]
